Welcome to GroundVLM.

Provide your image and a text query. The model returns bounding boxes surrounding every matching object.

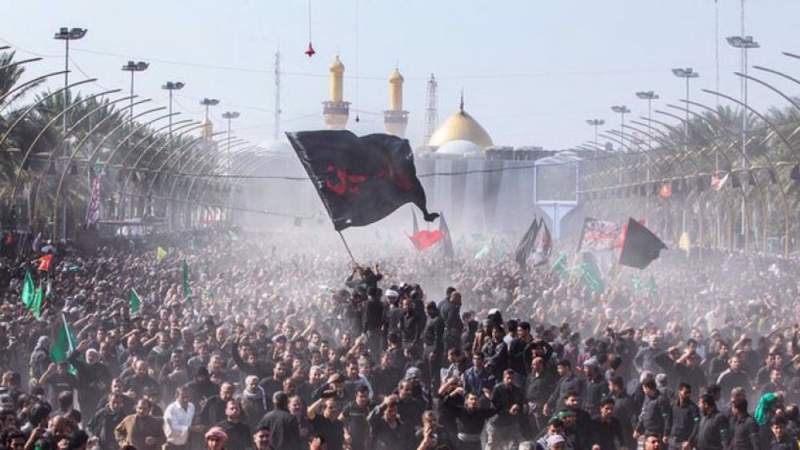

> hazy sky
[2,1,800,150]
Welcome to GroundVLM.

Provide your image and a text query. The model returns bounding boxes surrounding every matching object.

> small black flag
[287,130,438,231]
[514,217,541,267]
[619,218,667,269]
[439,213,454,259]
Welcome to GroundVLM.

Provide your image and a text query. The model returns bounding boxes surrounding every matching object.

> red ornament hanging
[304,42,316,57]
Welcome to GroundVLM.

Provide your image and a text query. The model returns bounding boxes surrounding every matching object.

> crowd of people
[0,226,799,450]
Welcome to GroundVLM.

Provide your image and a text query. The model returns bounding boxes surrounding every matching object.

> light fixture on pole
[634,91,659,152]
[53,27,87,153]
[121,61,149,129]
[727,34,758,250]
[585,119,605,159]
[221,111,240,174]
[610,105,630,152]
[671,68,699,152]
[161,81,185,139]
[200,98,220,140]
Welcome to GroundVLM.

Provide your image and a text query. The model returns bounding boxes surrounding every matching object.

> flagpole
[337,231,357,265]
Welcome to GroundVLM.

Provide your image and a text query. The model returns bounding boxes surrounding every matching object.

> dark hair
[254,426,271,435]
[732,398,748,413]
[446,287,456,296]
[678,382,692,391]
[29,402,52,425]
[519,322,531,331]
[699,393,716,408]
[557,359,572,369]
[600,398,615,407]
[704,384,721,397]
[57,391,73,409]
[610,376,625,389]
[273,392,289,410]
[4,430,24,446]
[355,385,369,395]
[772,416,787,427]
[642,379,657,391]
[565,391,580,400]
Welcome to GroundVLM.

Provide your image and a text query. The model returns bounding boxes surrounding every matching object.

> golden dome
[428,108,493,150]
[330,55,344,73]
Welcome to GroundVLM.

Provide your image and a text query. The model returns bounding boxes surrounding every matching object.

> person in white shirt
[163,386,196,450]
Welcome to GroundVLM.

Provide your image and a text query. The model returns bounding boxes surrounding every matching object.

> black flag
[619,218,667,269]
[439,213,454,259]
[287,130,438,231]
[514,217,541,267]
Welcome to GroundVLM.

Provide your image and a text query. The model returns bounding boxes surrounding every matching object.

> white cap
[547,434,566,448]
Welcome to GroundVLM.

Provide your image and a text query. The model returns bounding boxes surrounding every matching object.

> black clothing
[771,435,800,450]
[198,395,228,427]
[215,420,252,450]
[669,398,700,443]
[310,415,344,450]
[590,417,624,450]
[636,391,672,437]
[547,373,586,411]
[258,409,300,450]
[88,407,127,450]
[491,382,524,428]
[696,409,729,450]
[341,402,370,450]
[728,414,759,450]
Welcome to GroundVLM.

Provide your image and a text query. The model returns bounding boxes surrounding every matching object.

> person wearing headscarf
[240,376,268,430]
[204,427,228,450]
[29,336,51,386]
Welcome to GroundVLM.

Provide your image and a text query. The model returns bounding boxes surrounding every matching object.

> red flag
[38,254,54,272]
[409,230,443,251]
[659,183,672,198]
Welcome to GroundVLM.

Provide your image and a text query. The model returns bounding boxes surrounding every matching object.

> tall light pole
[200,98,220,140]
[727,34,758,251]
[671,68,699,152]
[121,61,149,129]
[53,27,87,152]
[222,111,240,174]
[161,81,185,139]
[610,105,630,152]
[635,91,659,152]
[585,119,605,159]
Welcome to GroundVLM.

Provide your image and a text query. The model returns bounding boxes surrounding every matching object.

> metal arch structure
[0,70,67,112]
[0,78,95,150]
[51,103,162,239]
[702,88,794,256]
[125,122,207,191]
[10,89,122,201]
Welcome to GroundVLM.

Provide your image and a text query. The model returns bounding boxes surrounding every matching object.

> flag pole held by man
[619,218,667,269]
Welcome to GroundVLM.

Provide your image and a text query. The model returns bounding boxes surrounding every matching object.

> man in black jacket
[88,394,127,450]
[696,393,729,450]
[668,383,700,450]
[635,379,672,443]
[544,359,586,416]
[728,397,759,450]
[438,290,463,353]
[422,302,444,384]
[362,287,385,359]
[487,369,524,450]
[216,400,252,450]
[258,392,300,450]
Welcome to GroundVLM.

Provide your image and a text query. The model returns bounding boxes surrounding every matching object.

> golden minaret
[322,55,349,129]
[384,68,409,137]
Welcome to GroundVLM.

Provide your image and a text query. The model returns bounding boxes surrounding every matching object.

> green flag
[30,281,44,319]
[129,289,141,315]
[182,259,191,303]
[578,261,605,293]
[647,275,658,300]
[551,252,569,278]
[21,270,34,308]
[51,313,77,375]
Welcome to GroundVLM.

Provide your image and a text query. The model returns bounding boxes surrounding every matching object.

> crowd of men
[0,227,800,450]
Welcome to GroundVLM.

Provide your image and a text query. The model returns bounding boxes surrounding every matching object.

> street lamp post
[610,105,630,152]
[585,119,605,159]
[671,68,699,153]
[53,27,87,153]
[161,81,185,139]
[200,98,220,140]
[635,91,659,152]
[221,111,240,174]
[121,61,149,129]
[727,35,758,251]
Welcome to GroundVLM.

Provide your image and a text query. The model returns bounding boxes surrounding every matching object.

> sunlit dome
[436,139,482,157]
[428,100,493,150]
